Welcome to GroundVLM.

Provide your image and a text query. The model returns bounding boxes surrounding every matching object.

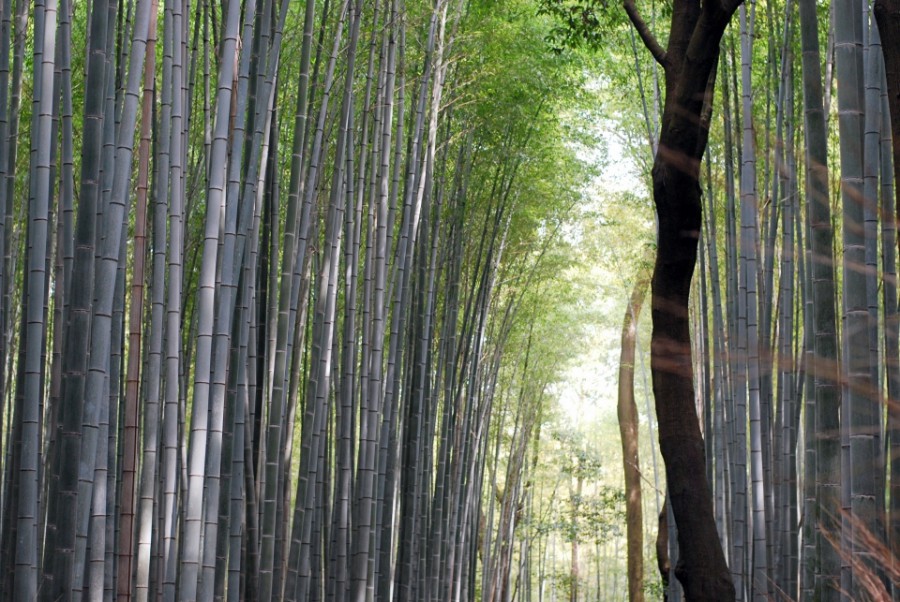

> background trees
[0,0,614,599]
[540,0,900,598]
[6,0,900,600]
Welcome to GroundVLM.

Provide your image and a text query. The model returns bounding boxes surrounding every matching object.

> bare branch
[624,0,668,68]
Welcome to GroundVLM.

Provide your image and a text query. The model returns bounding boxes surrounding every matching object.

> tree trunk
[569,473,582,602]
[627,0,742,598]
[657,498,670,599]
[617,268,649,602]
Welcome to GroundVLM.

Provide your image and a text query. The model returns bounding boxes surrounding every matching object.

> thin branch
[624,0,668,68]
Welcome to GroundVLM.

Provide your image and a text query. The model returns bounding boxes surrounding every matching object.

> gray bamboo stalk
[775,55,800,600]
[430,138,471,602]
[329,4,365,596]
[853,4,882,592]
[14,0,57,596]
[226,275,255,601]
[197,0,291,593]
[0,0,13,479]
[352,5,398,597]
[699,191,714,503]
[765,7,794,583]
[215,86,268,596]
[346,8,385,594]
[726,41,750,600]
[738,6,770,598]
[213,18,288,596]
[759,15,785,578]
[300,0,358,587]
[834,0,872,598]
[176,0,243,594]
[800,112,817,602]
[375,35,408,597]
[133,10,166,594]
[117,5,157,599]
[283,3,351,597]
[51,0,75,462]
[0,0,26,489]
[799,166,817,601]
[395,5,451,598]
[104,17,126,587]
[41,2,69,576]
[347,3,383,597]
[880,58,900,592]
[161,0,188,596]
[798,0,841,597]
[201,1,271,580]
[380,4,444,595]
[863,15,884,530]
[39,0,108,595]
[10,1,49,595]
[703,153,731,553]
[260,0,316,593]
[73,0,152,595]
[229,342,252,602]
[789,119,804,602]
[719,43,745,595]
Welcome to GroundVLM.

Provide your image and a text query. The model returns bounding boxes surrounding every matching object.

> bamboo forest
[5,0,900,600]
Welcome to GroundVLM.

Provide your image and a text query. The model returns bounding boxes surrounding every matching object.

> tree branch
[719,0,746,17]
[703,0,746,30]
[624,0,668,68]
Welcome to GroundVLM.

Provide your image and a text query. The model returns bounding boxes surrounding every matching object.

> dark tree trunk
[657,498,670,596]
[626,0,741,599]
[651,151,734,601]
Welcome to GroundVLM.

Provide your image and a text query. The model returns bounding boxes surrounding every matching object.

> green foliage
[644,576,667,597]
[558,488,625,543]
[536,0,627,52]
[521,427,627,545]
